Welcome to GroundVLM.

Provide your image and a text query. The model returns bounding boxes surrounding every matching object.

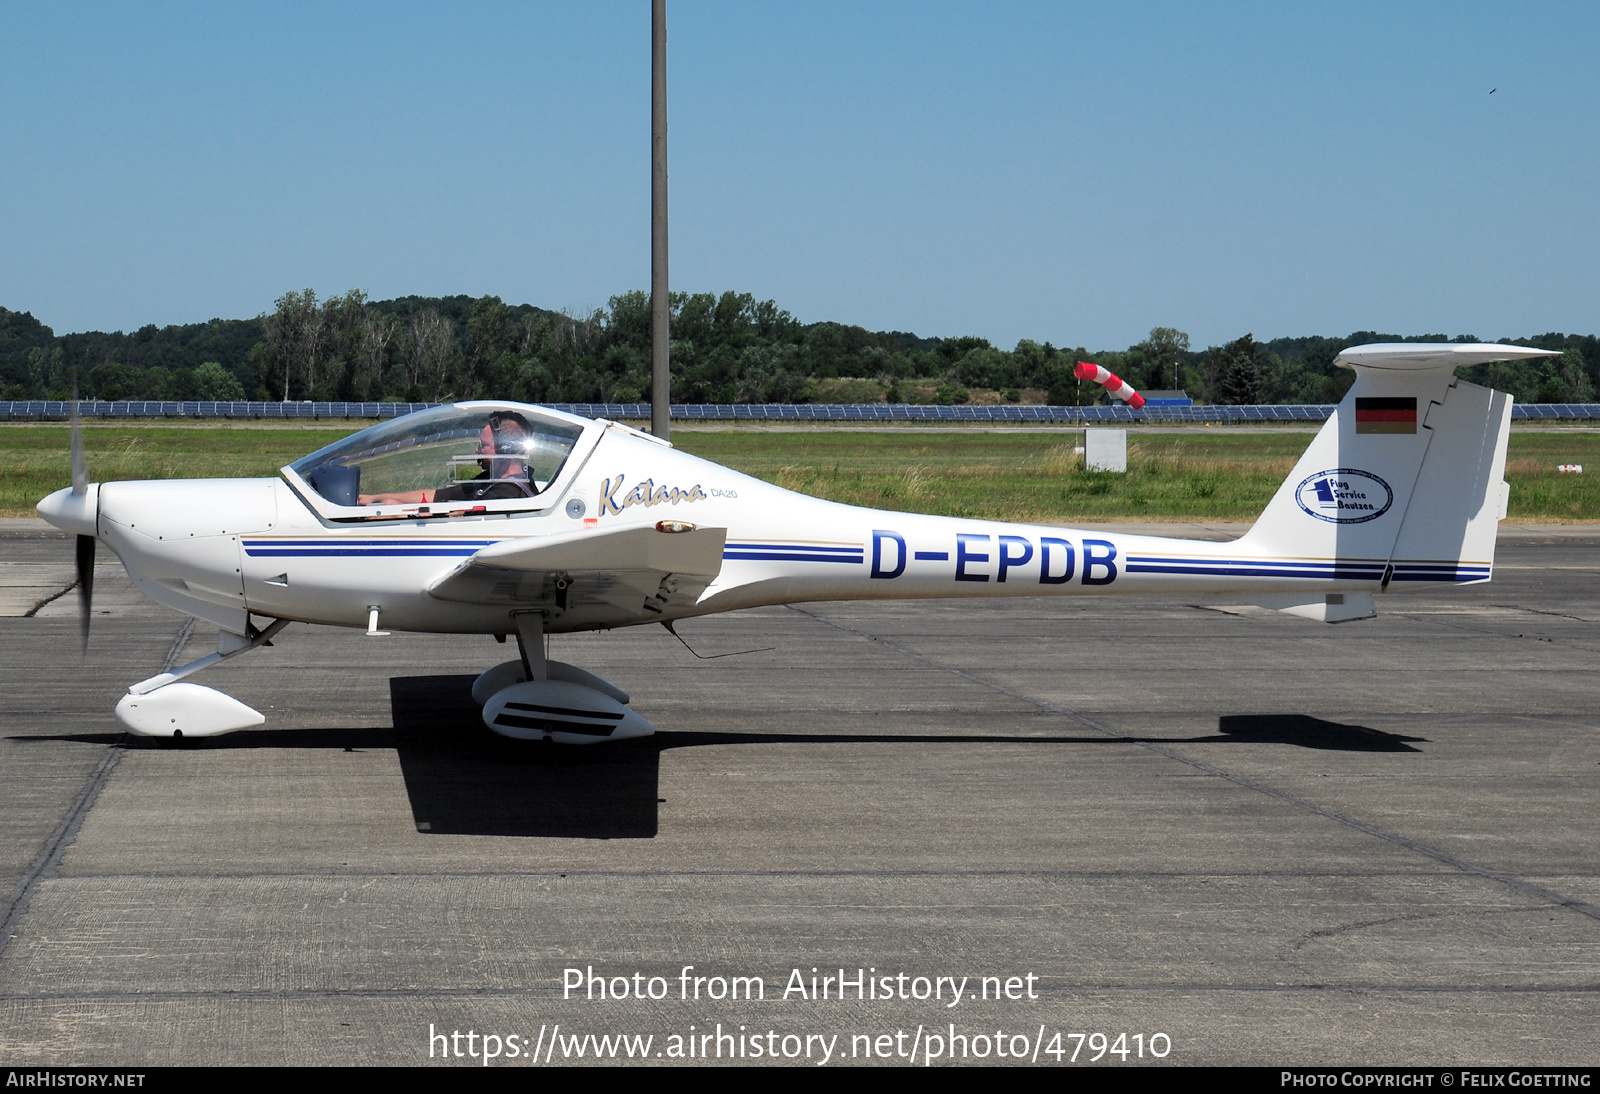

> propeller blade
[76,533,95,653]
[70,386,87,495]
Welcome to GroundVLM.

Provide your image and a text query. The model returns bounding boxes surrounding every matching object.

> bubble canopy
[285,403,594,516]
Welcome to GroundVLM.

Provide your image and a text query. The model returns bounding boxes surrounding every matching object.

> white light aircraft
[36,342,1553,742]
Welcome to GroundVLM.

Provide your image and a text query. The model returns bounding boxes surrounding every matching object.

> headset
[484,411,533,479]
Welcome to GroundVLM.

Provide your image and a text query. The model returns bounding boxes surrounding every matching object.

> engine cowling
[481,680,654,744]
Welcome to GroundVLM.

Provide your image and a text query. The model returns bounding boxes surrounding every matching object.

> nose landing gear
[114,618,289,738]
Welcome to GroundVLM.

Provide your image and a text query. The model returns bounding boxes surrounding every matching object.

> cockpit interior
[287,403,587,518]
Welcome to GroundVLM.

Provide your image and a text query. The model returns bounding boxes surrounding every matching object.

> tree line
[1,291,1595,407]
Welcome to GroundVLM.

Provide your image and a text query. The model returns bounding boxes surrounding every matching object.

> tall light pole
[650,0,670,439]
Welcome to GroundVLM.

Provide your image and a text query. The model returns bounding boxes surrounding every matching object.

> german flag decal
[1355,397,1417,434]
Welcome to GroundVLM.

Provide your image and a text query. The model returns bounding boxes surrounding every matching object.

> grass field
[3,423,1597,523]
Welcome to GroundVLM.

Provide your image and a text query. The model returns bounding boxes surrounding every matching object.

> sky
[2,2,1596,350]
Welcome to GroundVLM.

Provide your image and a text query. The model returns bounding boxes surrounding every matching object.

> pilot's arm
[357,489,434,505]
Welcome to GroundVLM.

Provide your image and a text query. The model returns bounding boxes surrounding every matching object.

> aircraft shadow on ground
[387,700,1428,838]
[381,675,1121,840]
[15,678,1426,839]
[388,675,662,840]
[1211,714,1426,752]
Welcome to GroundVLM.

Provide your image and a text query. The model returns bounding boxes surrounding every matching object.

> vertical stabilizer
[1241,343,1551,587]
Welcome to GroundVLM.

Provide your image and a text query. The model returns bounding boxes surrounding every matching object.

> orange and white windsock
[1074,361,1145,408]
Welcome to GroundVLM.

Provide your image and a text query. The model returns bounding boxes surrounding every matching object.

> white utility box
[1084,429,1127,473]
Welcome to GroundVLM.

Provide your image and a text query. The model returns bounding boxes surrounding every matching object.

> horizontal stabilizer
[1336,343,1558,371]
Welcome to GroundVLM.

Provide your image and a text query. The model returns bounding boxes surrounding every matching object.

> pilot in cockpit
[359,411,536,506]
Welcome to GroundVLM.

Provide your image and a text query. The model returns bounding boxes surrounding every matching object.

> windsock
[1074,361,1146,408]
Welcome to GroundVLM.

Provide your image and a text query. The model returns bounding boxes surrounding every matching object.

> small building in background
[1140,389,1193,407]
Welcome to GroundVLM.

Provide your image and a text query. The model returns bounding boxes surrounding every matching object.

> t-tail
[1231,342,1553,620]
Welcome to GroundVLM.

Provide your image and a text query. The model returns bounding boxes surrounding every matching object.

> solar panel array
[2,400,1597,422]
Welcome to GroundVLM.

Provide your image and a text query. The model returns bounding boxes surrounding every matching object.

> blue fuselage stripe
[1127,556,1375,568]
[245,548,481,557]
[1126,563,1386,580]
[243,537,494,559]
[724,550,863,563]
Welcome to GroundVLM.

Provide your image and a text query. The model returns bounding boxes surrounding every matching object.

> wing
[427,523,727,627]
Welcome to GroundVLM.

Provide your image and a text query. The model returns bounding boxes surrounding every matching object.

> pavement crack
[0,616,197,962]
[160,616,200,671]
[1492,604,1597,623]
[1289,904,1547,952]
[1389,612,1600,654]
[22,580,77,618]
[786,604,1600,925]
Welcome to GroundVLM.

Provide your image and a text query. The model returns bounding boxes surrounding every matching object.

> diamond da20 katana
[35,342,1554,742]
